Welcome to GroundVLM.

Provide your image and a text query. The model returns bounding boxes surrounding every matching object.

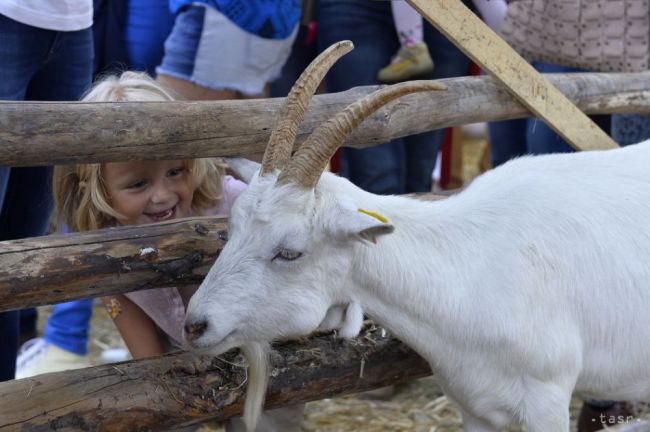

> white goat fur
[187,141,650,431]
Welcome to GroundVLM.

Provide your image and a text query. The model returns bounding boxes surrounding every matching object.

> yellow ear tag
[358,208,389,223]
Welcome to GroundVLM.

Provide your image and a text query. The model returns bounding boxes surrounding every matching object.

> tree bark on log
[0,216,228,312]
[0,193,445,312]
[1,73,649,166]
[0,327,431,431]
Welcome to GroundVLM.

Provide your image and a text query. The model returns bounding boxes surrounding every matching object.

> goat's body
[185,42,650,431]
[326,141,650,429]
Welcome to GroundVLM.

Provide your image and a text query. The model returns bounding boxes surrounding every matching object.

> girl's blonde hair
[53,71,225,231]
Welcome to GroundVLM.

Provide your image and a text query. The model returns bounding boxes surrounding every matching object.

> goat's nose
[184,320,208,342]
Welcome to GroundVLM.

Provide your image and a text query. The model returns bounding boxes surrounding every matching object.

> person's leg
[11,27,92,235]
[0,166,54,241]
[318,0,405,194]
[391,1,423,47]
[0,14,61,381]
[12,26,94,377]
[0,168,9,220]
[377,0,433,83]
[612,114,650,146]
[488,119,528,167]
[402,13,474,192]
[526,62,610,155]
[0,15,52,100]
[0,311,18,381]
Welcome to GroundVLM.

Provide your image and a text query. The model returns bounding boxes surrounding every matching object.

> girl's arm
[101,294,166,358]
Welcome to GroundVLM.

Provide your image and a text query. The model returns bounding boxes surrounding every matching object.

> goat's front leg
[521,379,572,432]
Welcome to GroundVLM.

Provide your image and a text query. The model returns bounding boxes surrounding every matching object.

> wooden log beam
[1,73,649,166]
[0,327,432,431]
[0,216,227,312]
[0,193,445,312]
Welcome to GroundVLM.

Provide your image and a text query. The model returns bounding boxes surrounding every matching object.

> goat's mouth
[189,328,239,354]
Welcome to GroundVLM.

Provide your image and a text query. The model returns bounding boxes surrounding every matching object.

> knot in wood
[194,223,210,236]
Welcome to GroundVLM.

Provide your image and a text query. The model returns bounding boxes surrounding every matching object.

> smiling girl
[49,72,247,360]
[35,71,304,431]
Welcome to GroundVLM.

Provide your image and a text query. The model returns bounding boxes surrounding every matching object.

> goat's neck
[346,191,479,363]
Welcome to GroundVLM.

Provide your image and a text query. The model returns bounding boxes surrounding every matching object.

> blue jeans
[489,62,611,165]
[612,114,650,146]
[317,0,473,194]
[0,13,93,381]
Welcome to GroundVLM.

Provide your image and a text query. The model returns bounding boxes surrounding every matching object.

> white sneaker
[15,337,91,379]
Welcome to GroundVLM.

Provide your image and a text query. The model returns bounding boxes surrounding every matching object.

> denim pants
[0,13,93,381]
[317,0,474,194]
[489,62,611,166]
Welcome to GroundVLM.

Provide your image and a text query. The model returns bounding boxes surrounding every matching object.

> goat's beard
[240,342,270,432]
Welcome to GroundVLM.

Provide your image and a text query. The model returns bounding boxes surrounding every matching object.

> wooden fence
[1,74,650,431]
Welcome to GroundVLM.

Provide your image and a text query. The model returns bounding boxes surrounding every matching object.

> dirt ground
[34,129,650,431]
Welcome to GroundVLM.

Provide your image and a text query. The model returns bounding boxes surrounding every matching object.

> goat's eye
[273,249,302,261]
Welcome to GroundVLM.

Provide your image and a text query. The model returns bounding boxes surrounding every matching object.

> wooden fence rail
[0,194,444,312]
[0,326,431,431]
[0,216,226,312]
[1,73,649,166]
[2,72,650,432]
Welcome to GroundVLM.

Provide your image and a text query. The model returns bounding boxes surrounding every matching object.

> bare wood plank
[0,327,431,431]
[0,193,448,312]
[407,0,619,151]
[1,73,648,166]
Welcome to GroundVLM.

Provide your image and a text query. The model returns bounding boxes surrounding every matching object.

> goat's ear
[224,158,260,184]
[326,202,395,244]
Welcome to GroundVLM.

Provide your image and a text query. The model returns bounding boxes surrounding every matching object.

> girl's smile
[145,206,176,222]
[103,160,196,226]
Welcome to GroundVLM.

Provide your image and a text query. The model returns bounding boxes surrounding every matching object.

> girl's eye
[168,167,185,177]
[127,180,147,190]
[273,248,302,261]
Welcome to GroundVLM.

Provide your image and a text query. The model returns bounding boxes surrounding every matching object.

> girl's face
[103,160,196,225]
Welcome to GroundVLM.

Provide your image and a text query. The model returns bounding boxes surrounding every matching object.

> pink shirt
[125,175,246,347]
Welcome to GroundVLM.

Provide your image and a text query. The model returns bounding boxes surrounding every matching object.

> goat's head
[184,41,445,352]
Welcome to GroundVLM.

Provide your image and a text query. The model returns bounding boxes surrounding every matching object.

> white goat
[185,40,650,431]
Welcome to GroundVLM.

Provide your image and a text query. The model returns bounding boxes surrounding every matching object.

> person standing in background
[16,0,177,379]
[0,0,94,382]
[156,0,300,101]
[317,0,482,195]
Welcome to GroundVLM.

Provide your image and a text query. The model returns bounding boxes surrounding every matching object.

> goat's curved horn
[260,41,354,176]
[277,81,446,188]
